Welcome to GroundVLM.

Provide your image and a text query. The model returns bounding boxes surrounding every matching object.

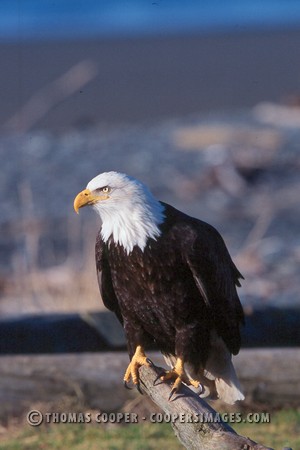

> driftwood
[234,348,300,406]
[139,364,273,450]
[0,352,136,420]
[1,349,299,415]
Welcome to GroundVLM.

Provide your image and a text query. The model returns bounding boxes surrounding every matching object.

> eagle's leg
[160,357,199,399]
[123,345,151,388]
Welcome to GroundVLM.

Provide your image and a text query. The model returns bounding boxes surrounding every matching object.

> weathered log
[0,352,134,421]
[234,348,300,406]
[139,363,273,450]
[0,349,299,422]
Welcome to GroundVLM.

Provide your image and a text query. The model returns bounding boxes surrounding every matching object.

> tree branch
[139,364,274,450]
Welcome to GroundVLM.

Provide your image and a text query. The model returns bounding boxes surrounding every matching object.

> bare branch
[139,364,274,450]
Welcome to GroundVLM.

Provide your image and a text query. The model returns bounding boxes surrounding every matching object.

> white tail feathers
[163,331,244,405]
[214,374,245,404]
[203,358,245,404]
[199,331,244,404]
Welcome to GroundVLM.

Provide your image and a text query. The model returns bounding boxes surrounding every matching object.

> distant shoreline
[1,27,300,131]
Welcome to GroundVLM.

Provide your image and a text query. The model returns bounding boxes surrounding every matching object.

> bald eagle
[74,172,245,404]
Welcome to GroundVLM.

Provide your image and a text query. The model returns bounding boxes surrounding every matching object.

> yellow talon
[160,358,200,397]
[124,345,150,386]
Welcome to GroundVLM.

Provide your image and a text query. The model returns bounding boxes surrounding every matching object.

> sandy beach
[1,27,300,131]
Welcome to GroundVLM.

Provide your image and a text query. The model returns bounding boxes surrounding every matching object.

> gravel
[1,103,299,309]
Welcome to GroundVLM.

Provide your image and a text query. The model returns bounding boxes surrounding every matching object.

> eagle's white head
[74,171,165,253]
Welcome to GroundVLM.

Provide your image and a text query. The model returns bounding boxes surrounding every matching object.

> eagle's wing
[185,221,244,355]
[95,232,123,325]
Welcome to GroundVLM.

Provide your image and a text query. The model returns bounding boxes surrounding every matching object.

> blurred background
[1,0,300,316]
[0,1,300,447]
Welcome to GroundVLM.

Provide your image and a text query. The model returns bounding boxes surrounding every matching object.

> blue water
[1,0,300,41]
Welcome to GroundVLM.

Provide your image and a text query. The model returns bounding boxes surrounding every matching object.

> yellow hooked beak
[73,189,107,214]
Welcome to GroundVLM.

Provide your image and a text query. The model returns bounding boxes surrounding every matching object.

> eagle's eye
[101,186,110,194]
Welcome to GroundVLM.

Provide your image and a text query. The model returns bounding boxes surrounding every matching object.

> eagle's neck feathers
[96,192,165,254]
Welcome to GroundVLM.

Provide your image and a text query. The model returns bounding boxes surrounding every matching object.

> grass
[0,409,299,450]
[234,408,300,450]
[0,422,182,450]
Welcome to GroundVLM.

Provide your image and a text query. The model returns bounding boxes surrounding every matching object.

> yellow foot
[159,358,200,400]
[123,345,151,390]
